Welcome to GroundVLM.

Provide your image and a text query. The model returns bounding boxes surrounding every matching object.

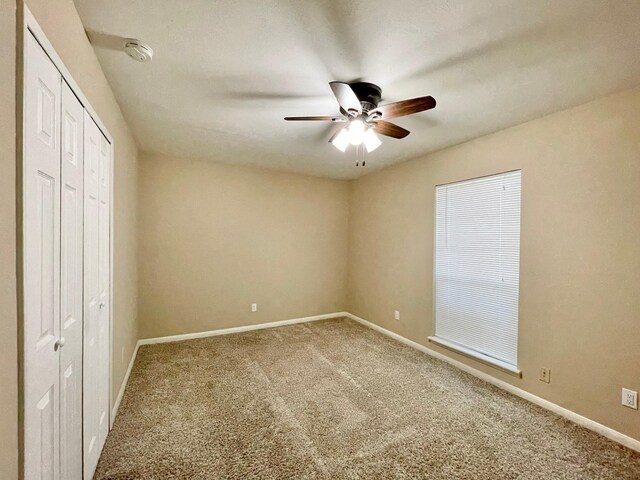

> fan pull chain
[354,145,367,167]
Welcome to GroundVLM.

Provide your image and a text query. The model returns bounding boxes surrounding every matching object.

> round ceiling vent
[124,39,154,62]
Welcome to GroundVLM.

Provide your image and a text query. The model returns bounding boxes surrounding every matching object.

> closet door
[83,112,111,479]
[83,111,101,478]
[98,134,111,451]
[23,32,62,480]
[60,81,84,480]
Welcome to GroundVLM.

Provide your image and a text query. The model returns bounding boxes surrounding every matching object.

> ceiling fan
[285,81,436,154]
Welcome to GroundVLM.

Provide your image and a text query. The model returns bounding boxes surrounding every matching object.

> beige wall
[138,153,350,339]
[25,0,139,407]
[1,0,19,476]
[348,86,640,441]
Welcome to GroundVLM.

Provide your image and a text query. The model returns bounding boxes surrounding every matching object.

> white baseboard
[111,341,140,427]
[345,312,640,453]
[138,312,349,346]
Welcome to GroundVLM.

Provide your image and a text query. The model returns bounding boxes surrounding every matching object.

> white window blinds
[434,170,521,368]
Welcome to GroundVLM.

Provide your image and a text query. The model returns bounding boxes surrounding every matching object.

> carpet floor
[95,318,640,479]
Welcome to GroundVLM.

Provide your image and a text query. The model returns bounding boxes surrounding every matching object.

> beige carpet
[96,318,640,479]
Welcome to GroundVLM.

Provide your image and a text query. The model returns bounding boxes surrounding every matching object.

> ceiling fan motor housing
[344,82,382,115]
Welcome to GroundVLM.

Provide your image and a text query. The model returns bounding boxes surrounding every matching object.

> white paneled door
[98,130,112,451]
[60,80,84,480]
[83,111,111,479]
[24,31,62,480]
[24,25,112,480]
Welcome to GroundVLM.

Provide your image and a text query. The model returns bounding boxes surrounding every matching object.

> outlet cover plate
[622,388,638,409]
[539,367,551,384]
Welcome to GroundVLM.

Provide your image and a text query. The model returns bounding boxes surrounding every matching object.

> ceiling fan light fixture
[286,81,436,158]
[363,128,382,153]
[348,119,366,146]
[331,127,350,152]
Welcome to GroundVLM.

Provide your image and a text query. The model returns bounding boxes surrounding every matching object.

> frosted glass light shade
[363,129,381,152]
[331,127,350,152]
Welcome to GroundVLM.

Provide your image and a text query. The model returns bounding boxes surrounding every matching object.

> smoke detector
[124,39,154,62]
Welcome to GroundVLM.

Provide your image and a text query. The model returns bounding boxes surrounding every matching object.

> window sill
[427,336,522,378]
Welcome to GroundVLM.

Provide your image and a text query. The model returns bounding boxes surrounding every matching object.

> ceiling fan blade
[373,120,410,139]
[371,96,436,120]
[284,116,345,121]
[329,82,362,116]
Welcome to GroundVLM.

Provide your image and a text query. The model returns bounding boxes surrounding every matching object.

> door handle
[54,337,66,351]
[99,302,105,309]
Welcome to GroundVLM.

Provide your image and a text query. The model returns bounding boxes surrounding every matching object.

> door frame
[22,3,115,472]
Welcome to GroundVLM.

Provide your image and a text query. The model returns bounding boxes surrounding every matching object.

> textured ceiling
[74,0,640,179]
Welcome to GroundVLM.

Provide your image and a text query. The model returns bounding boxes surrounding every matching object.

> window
[430,171,521,375]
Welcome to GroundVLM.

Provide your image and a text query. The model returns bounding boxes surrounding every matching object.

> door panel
[98,136,111,450]
[83,110,101,479]
[24,32,61,480]
[60,80,84,480]
[83,112,111,479]
[36,387,56,480]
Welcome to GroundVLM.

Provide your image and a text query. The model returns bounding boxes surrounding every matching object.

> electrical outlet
[622,388,638,409]
[394,310,400,321]
[539,367,551,384]
[251,303,257,312]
